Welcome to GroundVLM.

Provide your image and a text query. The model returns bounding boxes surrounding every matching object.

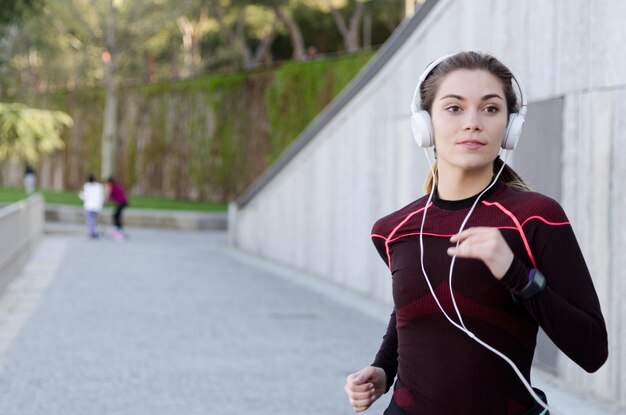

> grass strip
[0,187,227,212]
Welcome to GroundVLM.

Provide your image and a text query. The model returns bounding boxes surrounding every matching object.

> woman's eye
[484,105,500,113]
[446,105,461,113]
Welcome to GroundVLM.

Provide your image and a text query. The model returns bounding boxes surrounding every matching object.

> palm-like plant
[0,102,72,163]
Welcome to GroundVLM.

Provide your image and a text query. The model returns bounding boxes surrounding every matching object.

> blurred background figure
[23,164,36,194]
[106,176,128,240]
[79,174,105,239]
[306,45,320,60]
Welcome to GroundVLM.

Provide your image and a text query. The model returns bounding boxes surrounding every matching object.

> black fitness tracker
[514,268,547,301]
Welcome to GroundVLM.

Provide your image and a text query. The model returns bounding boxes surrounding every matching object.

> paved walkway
[0,226,389,415]
[0,225,620,414]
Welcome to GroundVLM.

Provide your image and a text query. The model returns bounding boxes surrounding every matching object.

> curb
[45,204,227,231]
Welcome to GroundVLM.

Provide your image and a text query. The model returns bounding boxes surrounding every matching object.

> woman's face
[430,69,508,175]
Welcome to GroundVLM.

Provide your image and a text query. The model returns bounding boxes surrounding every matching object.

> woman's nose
[463,110,483,131]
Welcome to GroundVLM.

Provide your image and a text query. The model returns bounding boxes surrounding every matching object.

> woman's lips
[458,140,485,149]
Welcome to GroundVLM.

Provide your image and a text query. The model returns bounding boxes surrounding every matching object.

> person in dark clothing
[344,52,608,415]
[106,177,128,239]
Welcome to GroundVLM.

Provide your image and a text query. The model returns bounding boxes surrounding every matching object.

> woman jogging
[344,51,608,415]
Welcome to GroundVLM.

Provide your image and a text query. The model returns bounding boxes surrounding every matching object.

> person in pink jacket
[106,177,128,238]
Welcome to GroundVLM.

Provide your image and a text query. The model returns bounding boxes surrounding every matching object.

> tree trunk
[274,6,306,61]
[177,16,194,77]
[101,0,118,180]
[177,8,209,77]
[362,10,371,50]
[330,2,364,53]
[192,8,209,70]
[235,9,253,69]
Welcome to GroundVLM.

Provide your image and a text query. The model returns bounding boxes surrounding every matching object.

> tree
[274,5,305,60]
[0,0,41,92]
[36,0,199,178]
[0,1,71,165]
[328,0,365,53]
[0,0,40,28]
[3,0,406,92]
[0,0,408,198]
[0,102,72,163]
[252,0,306,61]
[208,0,279,70]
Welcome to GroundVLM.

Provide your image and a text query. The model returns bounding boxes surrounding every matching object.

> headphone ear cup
[502,113,525,150]
[410,110,434,147]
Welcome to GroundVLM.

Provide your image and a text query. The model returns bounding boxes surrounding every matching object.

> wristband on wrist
[514,268,546,301]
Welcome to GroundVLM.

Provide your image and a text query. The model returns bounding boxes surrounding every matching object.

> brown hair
[420,51,530,193]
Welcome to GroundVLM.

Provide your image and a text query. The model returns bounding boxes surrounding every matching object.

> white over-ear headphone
[410,53,527,150]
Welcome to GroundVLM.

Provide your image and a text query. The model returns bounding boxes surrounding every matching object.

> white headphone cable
[418,149,467,332]
[418,149,507,331]
[447,150,509,331]
[418,148,554,414]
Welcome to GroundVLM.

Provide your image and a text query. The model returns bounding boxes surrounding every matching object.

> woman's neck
[435,166,493,201]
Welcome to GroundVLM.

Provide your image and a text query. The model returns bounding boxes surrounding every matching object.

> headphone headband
[510,75,527,118]
[409,53,527,149]
[410,53,456,113]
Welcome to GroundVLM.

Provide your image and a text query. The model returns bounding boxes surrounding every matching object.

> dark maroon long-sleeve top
[108,183,127,205]
[370,181,608,415]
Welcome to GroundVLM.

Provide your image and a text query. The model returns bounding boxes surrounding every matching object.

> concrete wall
[0,194,44,293]
[229,0,625,406]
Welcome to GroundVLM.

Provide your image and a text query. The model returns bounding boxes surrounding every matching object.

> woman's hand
[448,227,514,279]
[344,366,386,412]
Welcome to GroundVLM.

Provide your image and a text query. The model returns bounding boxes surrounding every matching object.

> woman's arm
[344,310,396,413]
[371,309,398,392]
[504,224,608,372]
[450,224,608,372]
